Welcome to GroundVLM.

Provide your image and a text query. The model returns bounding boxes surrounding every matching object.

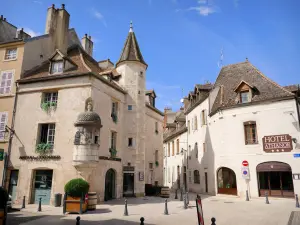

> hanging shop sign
[262,134,293,153]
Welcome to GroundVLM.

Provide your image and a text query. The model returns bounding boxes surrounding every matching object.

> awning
[256,162,292,172]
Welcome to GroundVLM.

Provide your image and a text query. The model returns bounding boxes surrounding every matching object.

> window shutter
[0,112,8,140]
[191,118,194,130]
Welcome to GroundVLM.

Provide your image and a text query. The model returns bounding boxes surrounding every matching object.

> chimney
[163,107,172,131]
[45,4,70,54]
[4,18,6,21]
[81,34,93,56]
[0,15,3,20]
[16,28,24,39]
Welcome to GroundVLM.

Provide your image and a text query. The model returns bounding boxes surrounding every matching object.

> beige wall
[0,41,24,186]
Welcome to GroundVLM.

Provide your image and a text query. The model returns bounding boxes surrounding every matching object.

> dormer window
[240,91,250,103]
[51,61,63,74]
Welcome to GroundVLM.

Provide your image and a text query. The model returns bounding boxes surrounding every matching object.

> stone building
[3,4,163,205]
[164,59,300,199]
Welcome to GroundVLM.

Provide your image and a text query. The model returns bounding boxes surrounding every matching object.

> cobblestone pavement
[7,193,300,225]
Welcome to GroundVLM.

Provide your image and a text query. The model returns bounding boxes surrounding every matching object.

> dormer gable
[145,89,156,107]
[48,49,77,74]
[234,80,258,104]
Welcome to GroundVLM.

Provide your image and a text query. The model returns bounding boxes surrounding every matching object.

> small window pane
[128,105,133,110]
[5,49,17,60]
[51,61,63,74]
[241,92,249,103]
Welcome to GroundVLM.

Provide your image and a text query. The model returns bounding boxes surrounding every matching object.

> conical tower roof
[116,22,147,67]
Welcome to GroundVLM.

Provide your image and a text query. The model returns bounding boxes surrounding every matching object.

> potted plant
[63,178,89,214]
[155,161,159,167]
[109,148,117,158]
[41,101,57,112]
[111,113,118,123]
[36,143,53,154]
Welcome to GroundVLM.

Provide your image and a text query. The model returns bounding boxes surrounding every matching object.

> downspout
[2,82,19,188]
[296,85,300,129]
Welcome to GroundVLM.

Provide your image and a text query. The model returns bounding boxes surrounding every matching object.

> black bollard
[22,196,26,209]
[180,189,183,201]
[124,199,128,216]
[37,198,42,212]
[296,194,299,208]
[265,191,269,204]
[246,190,249,201]
[183,194,187,209]
[140,217,145,225]
[211,217,216,225]
[164,199,169,215]
[175,189,178,199]
[76,216,80,225]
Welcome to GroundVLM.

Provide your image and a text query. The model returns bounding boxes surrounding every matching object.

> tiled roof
[116,29,147,67]
[284,84,299,93]
[210,60,294,115]
[196,83,213,91]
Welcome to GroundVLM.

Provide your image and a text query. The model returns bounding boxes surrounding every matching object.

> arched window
[194,170,200,184]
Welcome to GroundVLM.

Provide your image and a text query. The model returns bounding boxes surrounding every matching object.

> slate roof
[196,83,213,91]
[284,84,299,94]
[116,28,147,67]
[210,60,294,115]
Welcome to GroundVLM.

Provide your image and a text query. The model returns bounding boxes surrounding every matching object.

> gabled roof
[116,23,147,67]
[195,83,213,91]
[210,60,294,114]
[233,80,253,92]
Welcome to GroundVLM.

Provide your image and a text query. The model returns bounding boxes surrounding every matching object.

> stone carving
[74,131,81,145]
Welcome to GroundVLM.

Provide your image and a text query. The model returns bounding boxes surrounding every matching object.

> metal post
[164,199,169,215]
[183,194,187,209]
[22,196,26,209]
[211,217,216,225]
[79,194,83,214]
[296,194,299,208]
[180,188,183,201]
[37,198,42,212]
[175,189,178,199]
[76,216,80,225]
[63,193,67,214]
[246,190,249,201]
[186,192,189,205]
[140,217,145,225]
[124,199,128,216]
[265,191,269,204]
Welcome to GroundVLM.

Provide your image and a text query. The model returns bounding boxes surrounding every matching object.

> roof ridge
[248,63,294,96]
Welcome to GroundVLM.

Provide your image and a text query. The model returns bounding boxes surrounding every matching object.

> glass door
[123,173,134,197]
[33,170,53,205]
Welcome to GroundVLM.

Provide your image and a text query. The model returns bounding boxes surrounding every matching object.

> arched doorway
[217,167,237,195]
[105,169,116,201]
[257,162,294,198]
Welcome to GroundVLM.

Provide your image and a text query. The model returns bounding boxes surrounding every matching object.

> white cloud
[91,8,107,27]
[198,0,207,3]
[188,6,217,16]
[33,0,42,4]
[23,28,41,37]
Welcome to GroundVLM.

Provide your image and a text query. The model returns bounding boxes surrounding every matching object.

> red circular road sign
[242,160,249,166]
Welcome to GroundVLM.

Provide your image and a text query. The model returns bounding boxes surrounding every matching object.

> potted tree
[63,178,89,214]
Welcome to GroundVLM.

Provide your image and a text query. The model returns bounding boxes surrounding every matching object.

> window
[110,131,117,149]
[172,141,174,156]
[176,139,179,154]
[240,91,250,103]
[94,136,99,144]
[149,163,153,169]
[39,124,55,146]
[188,170,192,183]
[155,181,158,186]
[244,121,257,144]
[195,143,198,158]
[194,115,198,130]
[128,105,133,110]
[203,142,206,153]
[172,166,175,184]
[43,92,58,104]
[0,112,8,140]
[168,143,170,157]
[155,122,158,133]
[194,170,200,184]
[128,137,133,147]
[51,61,64,74]
[4,48,17,60]
[188,145,191,160]
[188,120,190,134]
[111,101,118,123]
[0,71,14,94]
[201,110,206,125]
[155,150,158,162]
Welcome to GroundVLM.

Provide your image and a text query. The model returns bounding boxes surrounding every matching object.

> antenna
[217,46,224,69]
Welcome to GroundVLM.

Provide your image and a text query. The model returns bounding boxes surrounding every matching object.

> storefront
[257,162,294,198]
[32,170,53,204]
[217,167,237,195]
[123,166,134,197]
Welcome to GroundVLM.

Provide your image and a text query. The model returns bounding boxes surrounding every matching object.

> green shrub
[0,186,8,208]
[64,178,89,197]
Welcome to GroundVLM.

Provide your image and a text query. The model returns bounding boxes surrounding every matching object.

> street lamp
[1,125,15,187]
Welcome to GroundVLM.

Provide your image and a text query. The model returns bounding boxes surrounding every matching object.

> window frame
[50,60,64,74]
[128,105,133,111]
[43,92,58,104]
[110,131,117,149]
[172,141,174,156]
[0,70,14,95]
[176,139,179,154]
[194,170,200,184]
[4,48,18,61]
[243,121,258,145]
[188,120,190,134]
[168,142,170,157]
[240,91,250,104]
[128,137,133,147]
[0,112,8,141]
[38,123,56,147]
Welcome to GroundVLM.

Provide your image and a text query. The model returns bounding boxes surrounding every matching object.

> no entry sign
[242,160,249,167]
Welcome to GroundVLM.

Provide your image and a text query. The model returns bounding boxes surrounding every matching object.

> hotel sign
[262,134,293,153]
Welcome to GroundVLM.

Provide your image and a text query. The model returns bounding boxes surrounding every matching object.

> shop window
[194,170,200,184]
[244,121,258,144]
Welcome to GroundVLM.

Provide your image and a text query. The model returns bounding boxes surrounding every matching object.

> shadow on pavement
[7,213,49,225]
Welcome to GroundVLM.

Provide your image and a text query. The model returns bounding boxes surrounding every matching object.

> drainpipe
[2,82,19,188]
[296,85,300,130]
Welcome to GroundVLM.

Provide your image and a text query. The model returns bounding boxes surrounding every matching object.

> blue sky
[2,0,300,111]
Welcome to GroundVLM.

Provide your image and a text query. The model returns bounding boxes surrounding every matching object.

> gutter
[2,82,19,188]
